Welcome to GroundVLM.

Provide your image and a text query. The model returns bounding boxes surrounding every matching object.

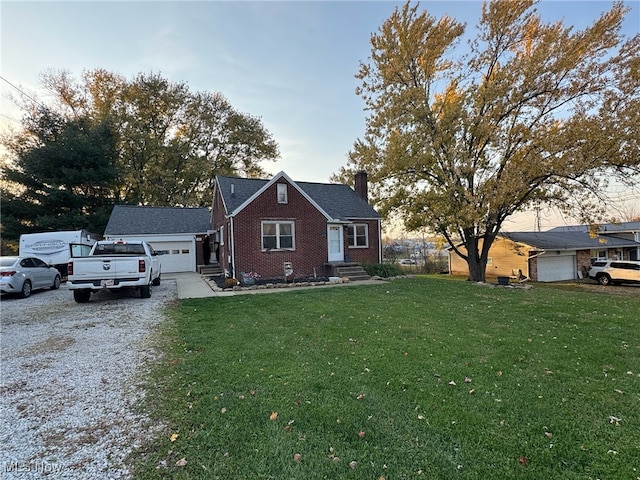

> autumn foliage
[336,0,640,282]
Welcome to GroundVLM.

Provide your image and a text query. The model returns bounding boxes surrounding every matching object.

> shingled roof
[547,221,640,235]
[216,173,380,221]
[502,230,640,251]
[104,205,211,235]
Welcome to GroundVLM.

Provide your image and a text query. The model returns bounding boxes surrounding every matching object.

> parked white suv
[588,260,640,286]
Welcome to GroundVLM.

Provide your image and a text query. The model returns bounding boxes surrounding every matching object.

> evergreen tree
[1,110,119,252]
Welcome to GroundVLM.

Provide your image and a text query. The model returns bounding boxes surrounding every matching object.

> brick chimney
[354,170,368,202]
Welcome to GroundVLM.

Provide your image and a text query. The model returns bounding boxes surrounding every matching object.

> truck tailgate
[71,257,143,284]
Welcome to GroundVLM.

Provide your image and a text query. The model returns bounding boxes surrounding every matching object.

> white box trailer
[19,230,102,276]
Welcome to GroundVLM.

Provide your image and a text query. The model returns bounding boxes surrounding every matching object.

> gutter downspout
[230,216,236,278]
[377,219,382,263]
[192,235,197,272]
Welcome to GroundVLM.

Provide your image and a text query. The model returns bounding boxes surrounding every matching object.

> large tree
[1,110,119,250]
[335,0,640,282]
[18,69,280,206]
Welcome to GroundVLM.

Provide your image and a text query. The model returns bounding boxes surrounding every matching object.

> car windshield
[0,257,18,267]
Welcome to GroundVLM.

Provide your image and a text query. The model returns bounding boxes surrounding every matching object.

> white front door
[327,225,344,262]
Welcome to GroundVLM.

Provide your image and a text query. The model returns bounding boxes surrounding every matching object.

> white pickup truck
[67,240,161,303]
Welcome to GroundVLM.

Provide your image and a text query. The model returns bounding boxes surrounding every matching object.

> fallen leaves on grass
[518,456,529,465]
[608,415,621,426]
[293,453,302,462]
[170,433,179,442]
[284,419,295,432]
[176,458,187,467]
[270,411,279,421]
[358,430,366,438]
[327,446,340,462]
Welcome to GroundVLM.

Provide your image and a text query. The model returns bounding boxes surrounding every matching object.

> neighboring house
[211,171,381,280]
[449,222,640,282]
[104,205,212,273]
[596,221,640,260]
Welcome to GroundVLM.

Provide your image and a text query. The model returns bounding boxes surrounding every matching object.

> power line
[0,75,46,109]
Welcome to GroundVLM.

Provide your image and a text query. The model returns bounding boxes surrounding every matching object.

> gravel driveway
[1,280,177,479]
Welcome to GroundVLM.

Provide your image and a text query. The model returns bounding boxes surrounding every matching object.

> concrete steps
[198,263,224,276]
[330,263,371,282]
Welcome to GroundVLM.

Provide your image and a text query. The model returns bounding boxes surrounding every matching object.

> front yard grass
[136,276,639,479]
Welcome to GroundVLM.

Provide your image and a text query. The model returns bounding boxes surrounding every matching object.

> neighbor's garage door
[150,241,194,273]
[537,255,576,282]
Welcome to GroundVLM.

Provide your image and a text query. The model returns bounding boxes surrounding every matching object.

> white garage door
[150,241,194,273]
[537,255,576,282]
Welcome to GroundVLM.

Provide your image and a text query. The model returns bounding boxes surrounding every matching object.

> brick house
[449,223,640,282]
[210,171,381,281]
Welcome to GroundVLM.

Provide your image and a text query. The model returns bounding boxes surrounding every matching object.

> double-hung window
[277,184,288,204]
[262,221,294,250]
[347,224,368,248]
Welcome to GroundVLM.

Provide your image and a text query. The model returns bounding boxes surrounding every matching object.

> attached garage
[104,206,211,273]
[535,254,576,282]
[146,238,195,273]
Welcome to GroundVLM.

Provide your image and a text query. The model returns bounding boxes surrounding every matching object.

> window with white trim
[347,224,368,248]
[277,183,288,204]
[262,221,295,250]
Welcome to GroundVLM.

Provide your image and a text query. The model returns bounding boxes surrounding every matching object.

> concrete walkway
[163,272,219,299]
[164,272,385,300]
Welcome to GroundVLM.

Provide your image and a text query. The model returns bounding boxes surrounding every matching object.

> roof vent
[231,183,235,195]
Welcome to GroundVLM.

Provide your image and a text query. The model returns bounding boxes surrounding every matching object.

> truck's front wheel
[140,284,152,298]
[73,290,91,303]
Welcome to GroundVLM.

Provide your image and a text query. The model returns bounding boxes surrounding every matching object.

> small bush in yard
[362,262,404,277]
[224,278,238,288]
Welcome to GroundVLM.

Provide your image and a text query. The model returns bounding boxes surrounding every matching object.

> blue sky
[2,1,638,229]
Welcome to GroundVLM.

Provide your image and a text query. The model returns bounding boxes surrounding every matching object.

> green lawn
[135,276,640,479]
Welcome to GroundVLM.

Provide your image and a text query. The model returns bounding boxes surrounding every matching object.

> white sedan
[0,256,61,298]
